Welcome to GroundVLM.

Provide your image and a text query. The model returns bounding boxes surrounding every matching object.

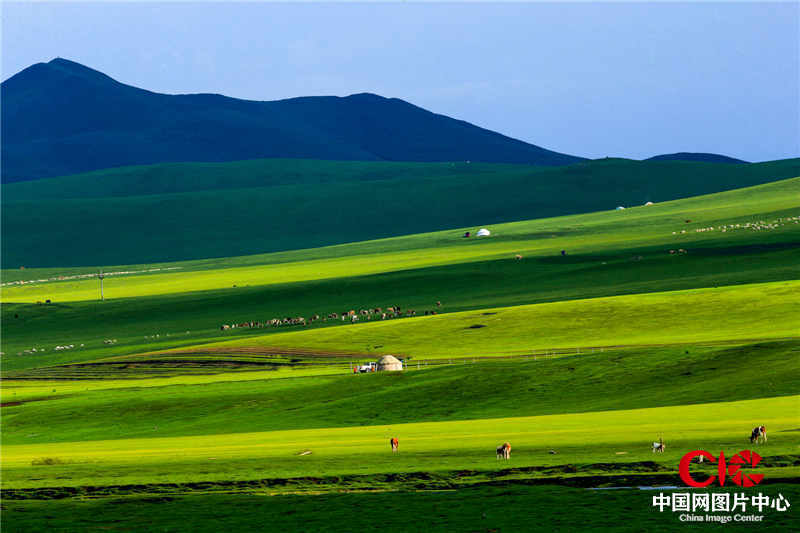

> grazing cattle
[652,438,665,453]
[496,442,511,460]
[669,250,676,255]
[750,426,767,444]
[390,438,399,452]
[515,254,523,260]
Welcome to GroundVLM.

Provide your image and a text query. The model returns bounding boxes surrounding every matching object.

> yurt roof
[378,355,401,364]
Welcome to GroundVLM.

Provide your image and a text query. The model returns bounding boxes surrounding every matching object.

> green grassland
[2,176,798,372]
[2,157,798,268]
[5,172,799,301]
[4,485,799,532]
[199,281,799,359]
[2,175,800,531]
[3,341,799,445]
[3,395,797,490]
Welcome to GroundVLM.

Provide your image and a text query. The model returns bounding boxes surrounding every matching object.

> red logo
[679,450,764,487]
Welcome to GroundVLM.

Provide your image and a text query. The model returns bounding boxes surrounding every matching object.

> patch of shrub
[31,457,64,466]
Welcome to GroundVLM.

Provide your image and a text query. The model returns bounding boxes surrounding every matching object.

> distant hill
[646,152,748,164]
[3,157,797,267]
[0,58,583,182]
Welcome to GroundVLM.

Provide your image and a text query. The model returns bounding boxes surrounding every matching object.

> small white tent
[476,228,491,236]
[615,206,626,211]
[644,201,654,206]
[377,355,403,371]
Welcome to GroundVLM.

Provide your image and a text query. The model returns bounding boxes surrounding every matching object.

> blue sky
[3,2,797,161]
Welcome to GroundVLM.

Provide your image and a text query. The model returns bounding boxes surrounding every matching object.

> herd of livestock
[221,302,443,331]
[672,214,799,236]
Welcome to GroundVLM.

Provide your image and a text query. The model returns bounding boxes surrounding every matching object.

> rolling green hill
[3,176,799,372]
[2,172,799,531]
[198,280,800,359]
[4,340,798,445]
[646,152,748,164]
[2,157,798,267]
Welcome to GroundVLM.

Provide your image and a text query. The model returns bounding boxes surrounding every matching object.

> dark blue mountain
[1,58,584,182]
[646,152,748,164]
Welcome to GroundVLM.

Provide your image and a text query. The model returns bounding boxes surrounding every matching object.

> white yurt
[476,228,491,236]
[377,355,403,371]
[644,201,654,206]
[615,206,626,211]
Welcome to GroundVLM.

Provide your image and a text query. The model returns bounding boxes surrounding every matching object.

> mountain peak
[46,57,118,83]
[2,58,584,182]
[345,92,387,100]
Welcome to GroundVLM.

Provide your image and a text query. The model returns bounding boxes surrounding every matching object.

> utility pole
[98,269,105,301]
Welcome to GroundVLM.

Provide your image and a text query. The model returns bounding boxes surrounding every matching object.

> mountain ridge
[646,152,748,164]
[1,58,584,182]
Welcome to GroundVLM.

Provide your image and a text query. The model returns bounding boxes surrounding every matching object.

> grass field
[3,395,797,490]
[198,281,800,359]
[2,176,798,372]
[6,484,799,532]
[3,341,798,445]
[2,175,799,531]
[2,157,798,267]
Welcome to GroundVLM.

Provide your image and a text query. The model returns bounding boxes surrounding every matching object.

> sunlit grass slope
[198,281,800,358]
[4,341,798,445]
[2,395,796,490]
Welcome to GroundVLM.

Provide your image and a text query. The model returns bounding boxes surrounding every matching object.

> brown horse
[496,442,511,460]
[390,438,399,452]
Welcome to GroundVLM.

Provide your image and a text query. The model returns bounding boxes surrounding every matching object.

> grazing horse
[496,442,511,460]
[750,426,767,444]
[652,438,665,453]
[390,438,399,452]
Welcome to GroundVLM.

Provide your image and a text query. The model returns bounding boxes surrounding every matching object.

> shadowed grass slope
[2,157,797,267]
[5,485,800,532]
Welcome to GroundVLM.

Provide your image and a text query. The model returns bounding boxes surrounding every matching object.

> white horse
[652,438,665,453]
